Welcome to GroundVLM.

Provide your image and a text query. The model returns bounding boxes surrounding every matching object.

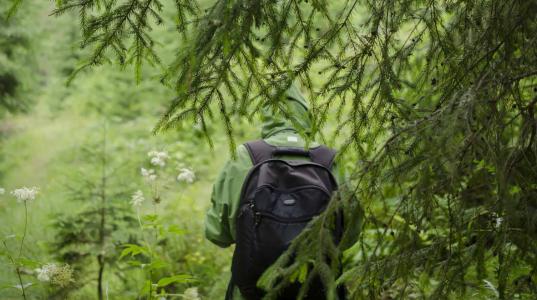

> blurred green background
[0,1,258,298]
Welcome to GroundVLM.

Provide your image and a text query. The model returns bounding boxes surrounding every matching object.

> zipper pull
[254,212,261,227]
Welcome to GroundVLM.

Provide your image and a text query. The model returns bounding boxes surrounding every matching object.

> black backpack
[229,139,340,300]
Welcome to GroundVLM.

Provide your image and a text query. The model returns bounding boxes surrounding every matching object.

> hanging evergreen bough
[8,0,537,298]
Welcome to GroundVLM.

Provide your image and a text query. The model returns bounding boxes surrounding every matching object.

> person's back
[205,84,349,299]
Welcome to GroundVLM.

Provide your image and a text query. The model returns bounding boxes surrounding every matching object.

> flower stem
[16,202,29,299]
[18,201,28,257]
[15,267,27,300]
[136,207,143,230]
[136,207,154,299]
[3,241,27,300]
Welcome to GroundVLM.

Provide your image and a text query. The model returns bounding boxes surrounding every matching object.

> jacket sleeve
[205,145,252,248]
[205,160,235,248]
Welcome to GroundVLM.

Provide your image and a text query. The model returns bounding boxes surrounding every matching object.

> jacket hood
[260,84,312,139]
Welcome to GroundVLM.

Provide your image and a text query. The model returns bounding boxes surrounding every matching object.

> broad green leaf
[126,260,143,267]
[157,274,196,287]
[119,244,147,259]
[17,257,40,268]
[143,214,158,223]
[140,280,152,296]
[167,225,186,235]
[148,259,168,270]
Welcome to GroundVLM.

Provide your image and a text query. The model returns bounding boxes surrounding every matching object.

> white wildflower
[0,187,5,195]
[35,266,51,282]
[151,156,165,167]
[11,187,39,203]
[182,287,200,300]
[495,217,503,228]
[177,168,195,183]
[141,168,157,181]
[35,263,74,287]
[148,150,168,167]
[130,190,145,207]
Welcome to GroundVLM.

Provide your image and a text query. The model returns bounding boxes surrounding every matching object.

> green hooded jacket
[204,85,354,299]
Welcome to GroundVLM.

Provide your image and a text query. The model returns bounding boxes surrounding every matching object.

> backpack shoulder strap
[309,146,337,169]
[244,140,275,165]
[245,140,337,169]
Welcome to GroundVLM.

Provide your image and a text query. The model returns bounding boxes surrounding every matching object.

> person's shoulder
[236,144,251,159]
[227,143,249,160]
[227,143,253,167]
[263,132,321,148]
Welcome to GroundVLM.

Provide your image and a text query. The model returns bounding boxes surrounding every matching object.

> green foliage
[49,0,536,298]
[52,0,198,84]
[157,274,195,287]
[3,0,537,299]
[50,125,139,299]
[117,145,204,299]
[54,0,537,298]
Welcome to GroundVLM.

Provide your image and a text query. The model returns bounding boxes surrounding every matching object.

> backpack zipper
[254,210,315,226]
[249,201,262,227]
[253,183,331,197]
[248,201,313,226]
[248,186,327,227]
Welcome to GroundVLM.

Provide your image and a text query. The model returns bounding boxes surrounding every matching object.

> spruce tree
[51,125,138,299]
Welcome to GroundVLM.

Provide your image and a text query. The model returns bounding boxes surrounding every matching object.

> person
[205,84,359,299]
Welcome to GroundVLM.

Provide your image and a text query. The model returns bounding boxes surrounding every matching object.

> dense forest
[1,0,536,299]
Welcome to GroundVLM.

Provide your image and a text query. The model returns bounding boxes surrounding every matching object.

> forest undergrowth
[2,0,537,299]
